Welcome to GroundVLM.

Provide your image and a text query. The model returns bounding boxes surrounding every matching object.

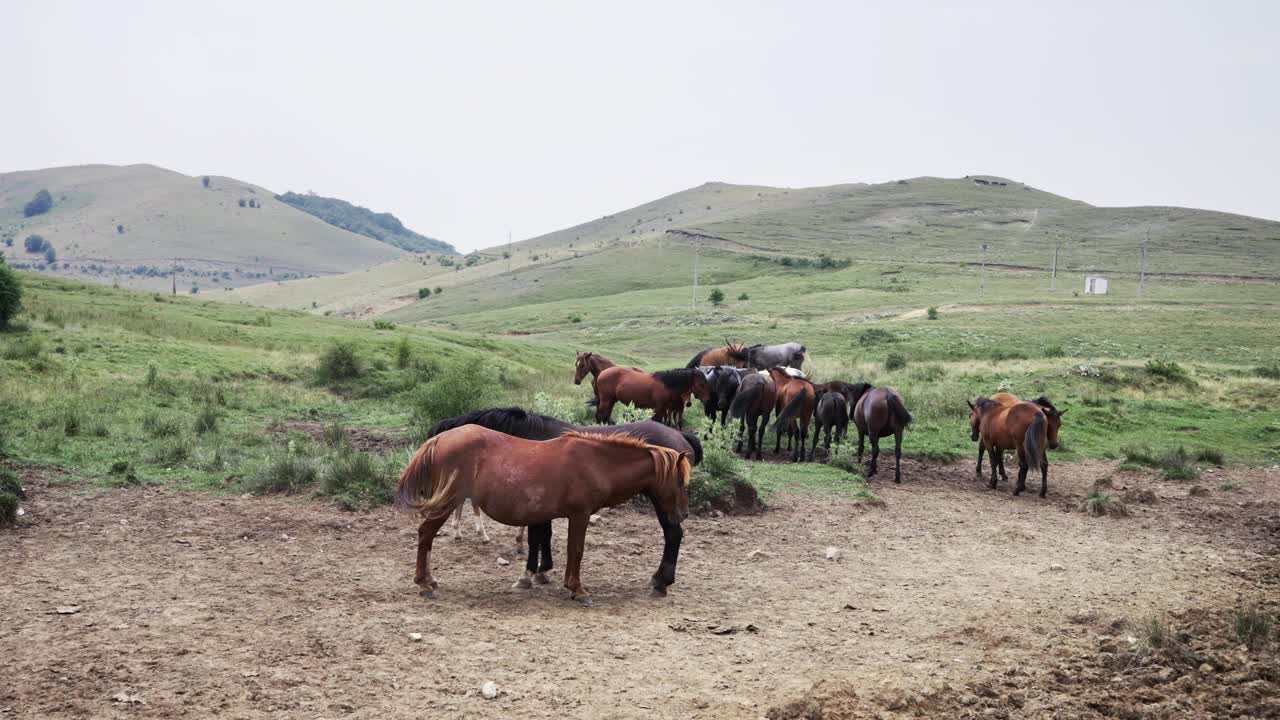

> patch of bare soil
[2,461,1277,719]
[268,421,409,454]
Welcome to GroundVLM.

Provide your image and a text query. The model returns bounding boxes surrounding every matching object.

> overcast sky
[4,1,1277,252]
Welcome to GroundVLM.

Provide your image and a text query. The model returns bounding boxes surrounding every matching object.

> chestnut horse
[593,366,711,426]
[574,351,641,402]
[685,342,749,369]
[853,387,913,483]
[968,392,1020,480]
[769,367,816,462]
[397,425,692,604]
[968,397,1065,498]
[729,371,776,460]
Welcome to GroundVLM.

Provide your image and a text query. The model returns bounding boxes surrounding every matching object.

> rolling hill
[228,174,1280,319]
[0,164,414,293]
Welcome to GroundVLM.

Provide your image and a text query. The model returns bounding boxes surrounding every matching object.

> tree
[44,246,57,265]
[709,288,725,306]
[24,235,47,253]
[433,287,442,295]
[23,190,53,217]
[117,224,124,234]
[238,199,246,208]
[202,176,211,188]
[0,256,21,330]
[417,287,431,299]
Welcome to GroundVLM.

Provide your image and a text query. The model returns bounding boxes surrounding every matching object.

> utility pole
[506,231,511,273]
[692,234,701,309]
[979,243,988,298]
[1049,234,1062,291]
[1138,226,1149,299]
[171,258,177,296]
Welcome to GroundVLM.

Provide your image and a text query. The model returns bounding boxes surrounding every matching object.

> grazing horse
[769,367,817,462]
[968,392,1020,480]
[685,342,749,369]
[969,398,1065,498]
[696,365,743,429]
[853,388,913,483]
[397,426,692,604]
[594,366,711,426]
[427,407,701,586]
[746,342,806,370]
[813,380,873,407]
[811,391,850,453]
[574,352,640,403]
[729,371,777,460]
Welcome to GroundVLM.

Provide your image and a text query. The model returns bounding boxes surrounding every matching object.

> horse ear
[1056,408,1067,417]
[966,400,974,410]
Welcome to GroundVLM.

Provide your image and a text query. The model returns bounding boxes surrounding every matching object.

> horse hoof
[650,587,668,599]
[512,577,533,590]
[575,596,593,607]
[419,589,435,599]
[515,547,526,557]
[534,572,551,585]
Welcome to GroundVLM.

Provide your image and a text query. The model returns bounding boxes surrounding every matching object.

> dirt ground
[3,460,1278,719]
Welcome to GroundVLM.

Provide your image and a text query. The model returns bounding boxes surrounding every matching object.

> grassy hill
[276,191,455,255]
[0,164,406,293]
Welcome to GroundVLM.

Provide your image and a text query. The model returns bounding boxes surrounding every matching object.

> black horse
[811,391,850,454]
[696,365,743,430]
[728,372,777,460]
[426,407,702,596]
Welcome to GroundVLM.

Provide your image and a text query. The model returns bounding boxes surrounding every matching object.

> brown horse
[396,425,692,604]
[593,366,711,426]
[853,387,913,483]
[574,351,641,401]
[729,371,776,460]
[968,392,1020,480]
[968,398,1065,498]
[768,367,816,462]
[685,341,749,369]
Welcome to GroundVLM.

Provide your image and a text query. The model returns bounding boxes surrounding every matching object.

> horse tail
[887,393,913,428]
[678,430,704,466]
[685,349,707,368]
[395,437,460,515]
[585,396,599,407]
[1023,411,1047,470]
[729,381,758,419]
[774,385,810,432]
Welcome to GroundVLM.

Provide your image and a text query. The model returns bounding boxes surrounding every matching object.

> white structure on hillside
[1085,275,1109,295]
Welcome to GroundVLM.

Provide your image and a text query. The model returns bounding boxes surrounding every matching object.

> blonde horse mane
[560,431,691,492]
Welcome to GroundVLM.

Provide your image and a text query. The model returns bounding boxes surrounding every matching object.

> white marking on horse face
[757,370,771,377]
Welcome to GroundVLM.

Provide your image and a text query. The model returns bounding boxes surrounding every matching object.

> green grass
[1233,603,1274,651]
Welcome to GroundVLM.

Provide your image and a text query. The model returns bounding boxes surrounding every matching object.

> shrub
[147,437,192,465]
[1135,614,1173,654]
[417,287,431,299]
[738,293,749,301]
[569,315,582,323]
[0,469,24,499]
[142,413,182,438]
[708,288,725,306]
[316,342,361,384]
[926,306,939,320]
[1122,445,1199,480]
[320,451,393,510]
[3,335,43,361]
[689,440,744,511]
[144,363,159,390]
[243,455,318,495]
[193,404,219,434]
[117,224,124,234]
[23,189,53,217]
[0,492,17,527]
[1255,363,1280,380]
[395,337,412,369]
[858,328,896,345]
[43,246,57,265]
[373,320,396,331]
[1194,448,1224,466]
[884,352,908,371]
[1043,344,1066,358]
[1234,603,1274,651]
[24,234,47,253]
[1145,359,1189,384]
[322,421,348,448]
[202,176,210,188]
[1080,490,1129,517]
[409,359,496,437]
[0,259,22,330]
[433,287,442,295]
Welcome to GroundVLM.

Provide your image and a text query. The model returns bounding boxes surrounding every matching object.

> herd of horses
[395,341,1067,604]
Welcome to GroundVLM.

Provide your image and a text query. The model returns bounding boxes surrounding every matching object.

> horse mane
[561,430,652,450]
[1031,396,1058,414]
[725,342,748,358]
[679,431,704,466]
[428,406,565,440]
[973,397,1000,413]
[653,368,697,390]
[685,349,709,368]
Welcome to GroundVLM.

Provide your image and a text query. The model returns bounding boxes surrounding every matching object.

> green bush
[395,337,412,369]
[148,437,192,465]
[316,341,361,384]
[1081,490,1128,517]
[884,352,908,371]
[193,404,219,434]
[1255,363,1280,380]
[709,288,725,306]
[858,328,896,345]
[1145,359,1190,384]
[2,336,42,361]
[689,440,745,511]
[244,455,318,495]
[0,469,24,499]
[1043,344,1066,358]
[1194,448,1224,466]
[417,287,431,299]
[23,189,53,218]
[0,492,17,527]
[320,451,394,510]
[0,259,22,330]
[1234,603,1274,651]
[143,413,182,438]
[409,359,496,437]
[1122,445,1199,480]
[373,320,396,331]
[737,293,749,301]
[926,306,939,320]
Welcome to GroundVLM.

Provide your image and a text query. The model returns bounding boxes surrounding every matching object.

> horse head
[967,397,997,441]
[690,368,714,405]
[1032,396,1066,449]
[574,351,593,385]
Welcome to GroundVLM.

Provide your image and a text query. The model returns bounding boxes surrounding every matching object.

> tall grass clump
[316,341,362,384]
[1234,603,1274,651]
[147,437,192,465]
[1080,489,1129,517]
[884,352,908,371]
[0,492,17,527]
[688,438,747,511]
[193,404,219,434]
[320,451,393,510]
[395,337,412,369]
[1122,445,1200,480]
[1145,359,1192,385]
[244,454,318,495]
[1255,363,1280,380]
[1135,614,1174,654]
[0,469,24,499]
[143,413,182,438]
[409,359,496,438]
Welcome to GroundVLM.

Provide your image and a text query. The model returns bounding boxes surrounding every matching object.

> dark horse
[593,366,711,426]
[426,407,702,595]
[728,371,776,460]
[397,427,692,604]
[968,397,1065,498]
[811,391,850,453]
[696,365,743,429]
[685,342,750,369]
[852,387,913,483]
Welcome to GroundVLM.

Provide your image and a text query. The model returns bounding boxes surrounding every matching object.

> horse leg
[735,416,747,454]
[651,503,684,597]
[747,415,762,460]
[563,515,592,605]
[515,525,526,557]
[867,434,880,478]
[536,522,553,584]
[596,397,614,424]
[472,503,491,543]
[450,504,463,540]
[1039,459,1048,499]
[856,430,866,464]
[1014,449,1029,496]
[997,451,1008,481]
[988,447,1001,489]
[893,428,903,484]
[774,419,784,455]
[975,441,986,478]
[414,513,450,597]
[514,523,543,589]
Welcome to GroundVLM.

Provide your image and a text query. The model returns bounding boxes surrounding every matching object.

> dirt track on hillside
[3,460,1278,719]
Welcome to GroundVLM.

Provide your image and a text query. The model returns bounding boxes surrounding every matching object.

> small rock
[112,692,144,704]
[496,557,509,566]
[1048,563,1066,572]
[1188,485,1209,497]
[824,547,843,561]
[481,681,498,699]
[588,514,602,526]
[409,633,423,642]
[1198,663,1215,674]
[240,670,259,678]
[746,549,769,561]
[16,507,24,516]
[55,606,82,615]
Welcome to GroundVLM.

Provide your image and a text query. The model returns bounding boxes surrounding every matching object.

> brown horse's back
[979,401,1043,451]
[854,387,909,437]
